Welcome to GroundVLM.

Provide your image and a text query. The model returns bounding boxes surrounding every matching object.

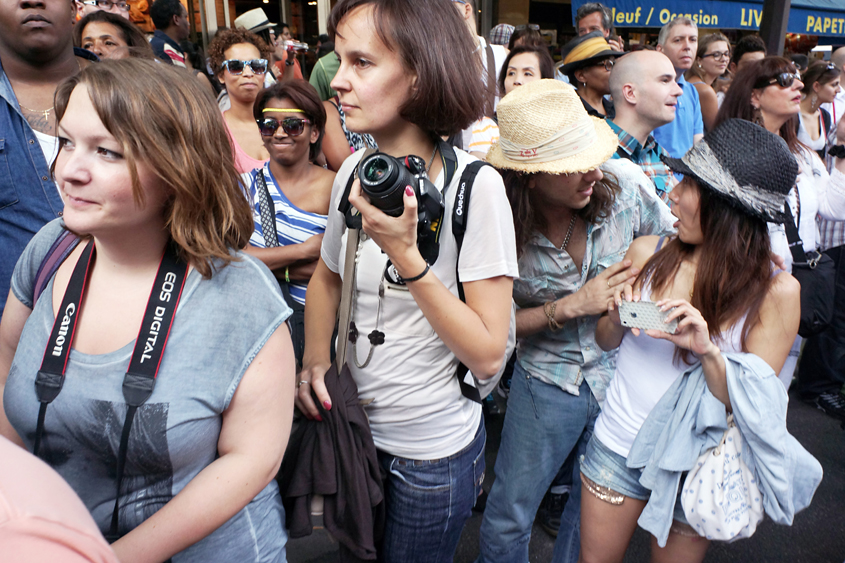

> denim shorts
[581,435,688,525]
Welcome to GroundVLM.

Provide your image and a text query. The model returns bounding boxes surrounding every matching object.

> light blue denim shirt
[514,159,675,403]
[627,353,824,547]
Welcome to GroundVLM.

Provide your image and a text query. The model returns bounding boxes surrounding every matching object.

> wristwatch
[830,144,845,158]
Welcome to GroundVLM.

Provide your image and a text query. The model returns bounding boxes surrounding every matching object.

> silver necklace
[426,144,438,174]
[559,214,578,251]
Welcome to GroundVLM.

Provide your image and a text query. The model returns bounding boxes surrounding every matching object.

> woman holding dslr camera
[296,0,518,560]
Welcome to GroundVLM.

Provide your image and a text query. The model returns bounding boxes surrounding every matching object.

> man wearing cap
[652,17,703,158]
[476,79,675,563]
[489,23,514,47]
[607,51,682,203]
[149,0,189,67]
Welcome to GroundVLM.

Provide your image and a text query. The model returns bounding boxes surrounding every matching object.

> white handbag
[681,414,764,541]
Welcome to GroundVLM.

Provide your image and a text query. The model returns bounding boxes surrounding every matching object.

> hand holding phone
[618,300,678,334]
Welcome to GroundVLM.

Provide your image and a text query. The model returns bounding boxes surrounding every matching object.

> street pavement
[286,388,845,563]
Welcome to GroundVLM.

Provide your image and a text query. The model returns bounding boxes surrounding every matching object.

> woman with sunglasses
[684,33,730,131]
[0,59,294,562]
[246,80,334,368]
[716,56,845,389]
[297,0,518,560]
[559,31,624,120]
[798,61,841,160]
[208,29,273,175]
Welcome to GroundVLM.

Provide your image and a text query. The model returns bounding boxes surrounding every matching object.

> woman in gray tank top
[0,59,295,562]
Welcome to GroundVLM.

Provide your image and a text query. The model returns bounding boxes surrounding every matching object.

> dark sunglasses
[221,58,269,75]
[257,117,312,137]
[755,72,799,89]
[515,24,540,31]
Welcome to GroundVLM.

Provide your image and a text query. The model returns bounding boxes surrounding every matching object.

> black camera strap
[33,239,188,541]
[451,160,492,404]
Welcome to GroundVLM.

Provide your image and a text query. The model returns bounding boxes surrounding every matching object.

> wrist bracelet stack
[543,301,563,331]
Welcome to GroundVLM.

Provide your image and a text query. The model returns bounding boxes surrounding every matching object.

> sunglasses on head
[221,58,269,75]
[515,24,540,31]
[756,72,799,89]
[257,117,312,137]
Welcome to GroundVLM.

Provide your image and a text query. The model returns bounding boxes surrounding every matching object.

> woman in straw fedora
[582,119,804,562]
[296,0,518,560]
[477,79,675,563]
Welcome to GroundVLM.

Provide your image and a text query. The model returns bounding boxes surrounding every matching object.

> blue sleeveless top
[5,219,292,562]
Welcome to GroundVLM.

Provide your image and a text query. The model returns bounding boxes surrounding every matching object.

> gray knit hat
[661,119,798,224]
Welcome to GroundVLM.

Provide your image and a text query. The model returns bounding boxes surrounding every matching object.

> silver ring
[297,380,309,388]
[607,279,611,288]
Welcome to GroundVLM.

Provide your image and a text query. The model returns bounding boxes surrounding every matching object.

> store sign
[571,0,845,36]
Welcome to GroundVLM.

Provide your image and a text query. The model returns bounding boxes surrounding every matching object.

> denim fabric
[626,353,823,547]
[580,436,688,523]
[477,362,601,563]
[0,60,65,319]
[377,416,485,563]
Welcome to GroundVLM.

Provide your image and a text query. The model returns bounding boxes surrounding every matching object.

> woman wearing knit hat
[477,79,675,563]
[582,119,804,562]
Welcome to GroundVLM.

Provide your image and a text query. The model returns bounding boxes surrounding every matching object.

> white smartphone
[618,300,679,334]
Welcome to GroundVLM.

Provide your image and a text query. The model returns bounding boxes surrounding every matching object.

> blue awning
[571,0,845,36]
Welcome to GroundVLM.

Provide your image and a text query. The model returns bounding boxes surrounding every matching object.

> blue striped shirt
[514,159,676,403]
[248,163,327,305]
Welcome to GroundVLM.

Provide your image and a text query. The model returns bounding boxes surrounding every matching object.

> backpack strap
[33,229,81,306]
[452,160,492,404]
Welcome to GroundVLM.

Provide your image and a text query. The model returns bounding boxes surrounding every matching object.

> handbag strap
[782,203,808,266]
[335,227,359,372]
[254,169,280,249]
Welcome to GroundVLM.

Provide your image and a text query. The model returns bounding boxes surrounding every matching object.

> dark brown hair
[501,169,620,257]
[207,28,273,79]
[635,180,773,363]
[327,0,485,136]
[497,44,555,94]
[53,59,253,278]
[253,80,327,162]
[73,10,155,59]
[715,56,802,154]
[801,60,840,95]
[508,26,544,51]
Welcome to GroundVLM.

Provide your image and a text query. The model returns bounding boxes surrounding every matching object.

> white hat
[234,8,276,33]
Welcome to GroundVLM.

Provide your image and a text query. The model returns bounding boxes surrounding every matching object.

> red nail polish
[405,186,414,196]
[315,414,323,422]
[323,400,332,410]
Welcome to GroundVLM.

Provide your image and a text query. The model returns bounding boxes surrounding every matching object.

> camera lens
[364,158,391,183]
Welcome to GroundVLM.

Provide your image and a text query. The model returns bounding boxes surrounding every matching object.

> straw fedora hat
[234,8,276,33]
[558,31,623,77]
[487,79,618,174]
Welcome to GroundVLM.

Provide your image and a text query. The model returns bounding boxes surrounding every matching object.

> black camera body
[358,152,444,266]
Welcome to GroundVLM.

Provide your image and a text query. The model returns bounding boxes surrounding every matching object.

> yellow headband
[564,36,614,66]
[262,108,305,113]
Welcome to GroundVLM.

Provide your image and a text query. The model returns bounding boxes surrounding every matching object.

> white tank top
[594,283,745,458]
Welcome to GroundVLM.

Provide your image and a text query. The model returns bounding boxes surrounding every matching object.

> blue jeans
[377,416,485,563]
[478,361,601,563]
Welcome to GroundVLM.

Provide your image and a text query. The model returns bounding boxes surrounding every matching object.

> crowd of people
[0,0,841,562]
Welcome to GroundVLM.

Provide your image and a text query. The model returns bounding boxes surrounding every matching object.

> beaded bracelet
[285,266,290,284]
[543,301,563,331]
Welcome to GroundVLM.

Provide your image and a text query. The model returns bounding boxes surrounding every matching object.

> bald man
[607,51,683,202]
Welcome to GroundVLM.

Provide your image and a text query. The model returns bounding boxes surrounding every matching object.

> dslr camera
[358,152,444,266]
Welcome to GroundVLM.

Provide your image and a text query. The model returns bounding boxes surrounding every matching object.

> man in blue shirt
[653,17,704,158]
[0,0,92,320]
[608,51,682,203]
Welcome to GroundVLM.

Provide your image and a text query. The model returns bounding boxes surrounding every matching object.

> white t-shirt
[321,148,519,459]
[460,37,507,150]
[32,129,61,196]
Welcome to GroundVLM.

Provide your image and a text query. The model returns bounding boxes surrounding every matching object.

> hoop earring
[751,104,764,127]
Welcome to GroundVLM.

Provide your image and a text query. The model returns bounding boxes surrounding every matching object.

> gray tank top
[5,219,292,562]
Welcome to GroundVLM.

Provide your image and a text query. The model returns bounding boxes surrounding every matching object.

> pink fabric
[0,436,119,563]
[222,113,269,174]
